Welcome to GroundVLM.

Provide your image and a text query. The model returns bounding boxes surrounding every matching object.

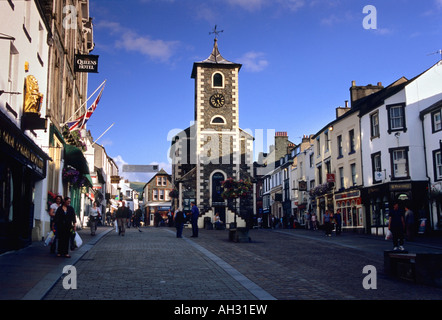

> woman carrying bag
[54,197,77,258]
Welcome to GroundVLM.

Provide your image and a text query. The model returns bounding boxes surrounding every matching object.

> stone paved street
[42,225,442,301]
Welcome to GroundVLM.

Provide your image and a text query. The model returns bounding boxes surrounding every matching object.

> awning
[83,173,93,187]
[64,144,90,175]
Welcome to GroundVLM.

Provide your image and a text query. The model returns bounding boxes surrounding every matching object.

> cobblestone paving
[43,226,442,300]
[43,227,257,300]
[189,228,442,300]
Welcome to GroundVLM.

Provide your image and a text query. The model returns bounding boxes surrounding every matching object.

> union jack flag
[67,85,104,131]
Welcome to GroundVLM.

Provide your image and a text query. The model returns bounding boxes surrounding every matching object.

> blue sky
[85,0,442,182]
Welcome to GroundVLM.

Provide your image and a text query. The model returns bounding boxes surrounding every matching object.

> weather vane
[209,25,224,40]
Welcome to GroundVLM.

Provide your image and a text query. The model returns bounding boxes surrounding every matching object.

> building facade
[171,38,254,228]
[143,169,172,226]
[0,0,51,253]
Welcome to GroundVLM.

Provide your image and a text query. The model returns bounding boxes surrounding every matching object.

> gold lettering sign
[23,75,44,115]
[0,128,44,171]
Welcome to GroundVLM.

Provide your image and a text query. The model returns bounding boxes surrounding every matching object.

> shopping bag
[44,231,55,246]
[74,232,83,248]
[385,229,393,240]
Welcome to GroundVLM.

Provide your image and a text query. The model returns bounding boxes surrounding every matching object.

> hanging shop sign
[74,54,99,73]
[111,176,120,184]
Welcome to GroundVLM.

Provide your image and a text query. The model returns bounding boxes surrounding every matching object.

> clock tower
[171,37,254,229]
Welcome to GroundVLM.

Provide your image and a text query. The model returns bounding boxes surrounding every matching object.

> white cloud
[226,0,265,11]
[226,0,305,12]
[95,20,179,62]
[237,51,269,72]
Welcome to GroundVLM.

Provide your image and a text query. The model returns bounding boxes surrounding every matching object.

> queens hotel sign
[74,55,99,73]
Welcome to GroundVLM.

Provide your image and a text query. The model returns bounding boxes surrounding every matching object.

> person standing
[404,204,415,241]
[323,210,332,236]
[89,201,100,236]
[334,209,342,235]
[48,195,62,254]
[388,202,405,251]
[54,197,76,258]
[190,201,199,238]
[116,201,129,236]
[174,208,185,238]
[304,211,311,230]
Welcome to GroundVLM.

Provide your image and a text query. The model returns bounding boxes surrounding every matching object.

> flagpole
[91,123,114,146]
[63,79,106,125]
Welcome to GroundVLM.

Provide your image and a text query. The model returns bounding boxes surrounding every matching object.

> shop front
[362,181,428,236]
[334,189,364,232]
[0,112,50,253]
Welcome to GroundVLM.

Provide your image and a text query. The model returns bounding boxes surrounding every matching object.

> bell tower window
[213,72,223,88]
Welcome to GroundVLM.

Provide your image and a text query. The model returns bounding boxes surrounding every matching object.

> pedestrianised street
[42,226,442,301]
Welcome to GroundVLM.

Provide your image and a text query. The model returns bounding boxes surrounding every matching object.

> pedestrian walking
[404,204,415,241]
[190,201,199,237]
[311,212,317,230]
[323,210,332,236]
[89,201,100,236]
[304,211,311,230]
[48,195,62,254]
[388,202,405,251]
[54,197,76,258]
[334,209,342,235]
[174,208,185,238]
[116,201,129,236]
[134,208,143,232]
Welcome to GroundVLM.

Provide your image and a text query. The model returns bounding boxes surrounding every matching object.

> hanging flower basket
[221,178,252,200]
[169,189,179,199]
[62,167,86,188]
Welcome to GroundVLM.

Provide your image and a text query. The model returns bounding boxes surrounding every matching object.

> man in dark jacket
[190,202,199,238]
[388,202,405,251]
[174,208,186,238]
[116,201,129,236]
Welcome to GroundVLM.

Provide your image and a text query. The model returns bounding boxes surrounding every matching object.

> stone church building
[170,38,254,228]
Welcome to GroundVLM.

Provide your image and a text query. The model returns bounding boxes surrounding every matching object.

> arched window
[211,116,226,124]
[213,72,223,87]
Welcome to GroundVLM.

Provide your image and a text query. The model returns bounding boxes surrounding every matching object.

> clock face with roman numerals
[210,93,225,108]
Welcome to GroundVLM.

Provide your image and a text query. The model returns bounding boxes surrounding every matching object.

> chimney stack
[350,81,384,105]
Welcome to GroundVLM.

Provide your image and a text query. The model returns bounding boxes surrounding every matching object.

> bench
[384,251,442,288]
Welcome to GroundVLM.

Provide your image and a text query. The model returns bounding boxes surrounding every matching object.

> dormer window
[213,72,223,87]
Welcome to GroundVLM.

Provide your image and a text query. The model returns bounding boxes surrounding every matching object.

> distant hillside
[130,182,145,193]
